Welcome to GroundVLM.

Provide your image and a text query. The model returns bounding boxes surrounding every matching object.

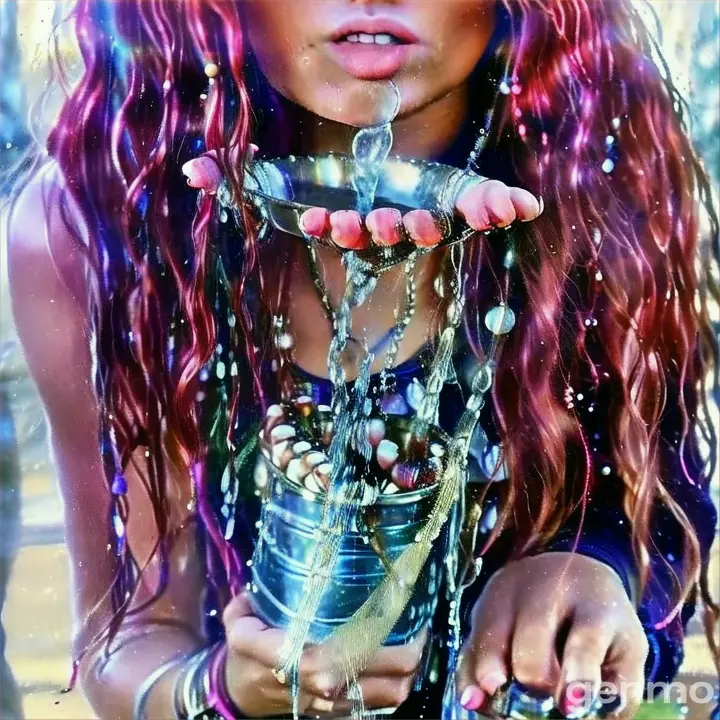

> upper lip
[329,18,419,44]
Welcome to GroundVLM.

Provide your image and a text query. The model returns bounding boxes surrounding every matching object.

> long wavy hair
[35,0,719,671]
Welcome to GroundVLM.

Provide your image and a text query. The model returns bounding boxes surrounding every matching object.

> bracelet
[174,643,246,720]
[133,654,190,720]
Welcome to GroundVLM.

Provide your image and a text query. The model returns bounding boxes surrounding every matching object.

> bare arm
[7,165,205,720]
[8,164,439,719]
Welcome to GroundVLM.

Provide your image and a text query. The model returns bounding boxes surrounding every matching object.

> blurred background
[0,1,718,719]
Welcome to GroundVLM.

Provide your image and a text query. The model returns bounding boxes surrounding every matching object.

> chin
[306,78,410,129]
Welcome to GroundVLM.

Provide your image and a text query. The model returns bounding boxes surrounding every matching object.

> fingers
[508,187,542,221]
[511,608,562,694]
[366,208,403,246]
[600,617,649,719]
[299,209,370,250]
[300,207,330,238]
[330,211,367,249]
[182,155,224,194]
[224,596,287,670]
[455,179,542,231]
[556,613,614,717]
[363,629,427,677]
[457,591,512,710]
[298,179,542,251]
[403,210,443,247]
[222,591,265,631]
[182,144,257,194]
[182,143,259,195]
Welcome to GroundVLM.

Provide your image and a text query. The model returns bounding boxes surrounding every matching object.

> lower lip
[327,41,413,81]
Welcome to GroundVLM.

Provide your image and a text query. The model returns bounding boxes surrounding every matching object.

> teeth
[345,33,396,45]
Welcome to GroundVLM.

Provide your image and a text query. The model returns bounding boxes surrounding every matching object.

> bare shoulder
[7,160,89,311]
[7,161,96,419]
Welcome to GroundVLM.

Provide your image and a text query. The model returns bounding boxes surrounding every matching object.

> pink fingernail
[404,210,442,247]
[366,208,403,246]
[330,211,366,249]
[181,157,223,193]
[299,207,329,238]
[460,685,485,711]
[562,682,594,718]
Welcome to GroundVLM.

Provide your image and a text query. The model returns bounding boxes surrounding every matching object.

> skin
[9,1,645,718]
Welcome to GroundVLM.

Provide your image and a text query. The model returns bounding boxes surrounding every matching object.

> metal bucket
[249,454,446,645]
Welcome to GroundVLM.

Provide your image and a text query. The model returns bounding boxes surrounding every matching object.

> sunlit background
[0,2,718,719]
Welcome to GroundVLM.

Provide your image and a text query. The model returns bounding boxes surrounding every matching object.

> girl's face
[243,0,496,127]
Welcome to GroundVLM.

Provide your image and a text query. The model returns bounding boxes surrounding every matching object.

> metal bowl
[249,453,448,645]
[243,153,479,272]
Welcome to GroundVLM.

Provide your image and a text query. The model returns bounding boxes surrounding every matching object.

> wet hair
[34,0,719,671]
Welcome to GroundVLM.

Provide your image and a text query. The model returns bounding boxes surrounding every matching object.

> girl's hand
[299,179,541,250]
[456,553,649,719]
[223,593,427,717]
[181,150,541,250]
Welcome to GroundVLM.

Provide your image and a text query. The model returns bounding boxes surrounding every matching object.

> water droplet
[602,158,615,173]
[605,135,615,146]
[595,270,603,281]
[216,361,226,379]
[601,465,612,476]
[499,80,511,95]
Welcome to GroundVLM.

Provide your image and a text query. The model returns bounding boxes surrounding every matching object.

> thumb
[222,591,267,631]
[182,143,258,193]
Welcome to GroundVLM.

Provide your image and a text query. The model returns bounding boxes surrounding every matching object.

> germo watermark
[566,679,719,711]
